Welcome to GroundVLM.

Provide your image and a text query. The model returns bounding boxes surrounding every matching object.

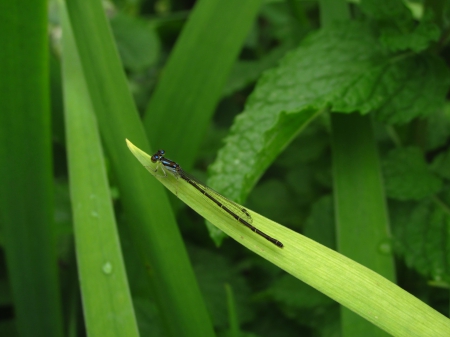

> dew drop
[102,261,113,275]
[378,240,392,255]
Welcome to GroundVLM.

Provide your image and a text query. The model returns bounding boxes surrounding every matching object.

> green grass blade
[127,140,450,337]
[320,0,396,335]
[0,1,64,336]
[331,114,396,336]
[143,0,262,167]
[61,4,140,336]
[64,1,215,336]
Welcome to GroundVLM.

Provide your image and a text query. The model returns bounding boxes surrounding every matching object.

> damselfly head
[151,149,165,163]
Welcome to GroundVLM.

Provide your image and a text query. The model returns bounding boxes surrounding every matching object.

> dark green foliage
[383,147,442,200]
[205,0,450,334]
[303,195,336,250]
[391,195,450,283]
[188,245,255,329]
[431,148,450,180]
[209,15,449,227]
[360,0,441,52]
[2,0,450,336]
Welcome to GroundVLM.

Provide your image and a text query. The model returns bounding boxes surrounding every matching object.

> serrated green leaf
[332,52,449,124]
[209,21,449,230]
[209,107,320,205]
[391,198,450,283]
[383,147,442,200]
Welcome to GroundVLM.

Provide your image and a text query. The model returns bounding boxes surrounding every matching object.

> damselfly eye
[151,155,159,163]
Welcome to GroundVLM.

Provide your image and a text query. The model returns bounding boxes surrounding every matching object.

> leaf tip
[125,138,135,152]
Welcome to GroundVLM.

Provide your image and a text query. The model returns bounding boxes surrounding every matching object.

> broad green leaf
[209,20,449,244]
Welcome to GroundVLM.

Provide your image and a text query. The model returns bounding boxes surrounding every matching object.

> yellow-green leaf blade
[127,139,450,337]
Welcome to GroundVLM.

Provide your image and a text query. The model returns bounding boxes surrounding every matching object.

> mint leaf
[332,52,449,124]
[391,198,450,282]
[210,21,449,201]
[383,147,442,200]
